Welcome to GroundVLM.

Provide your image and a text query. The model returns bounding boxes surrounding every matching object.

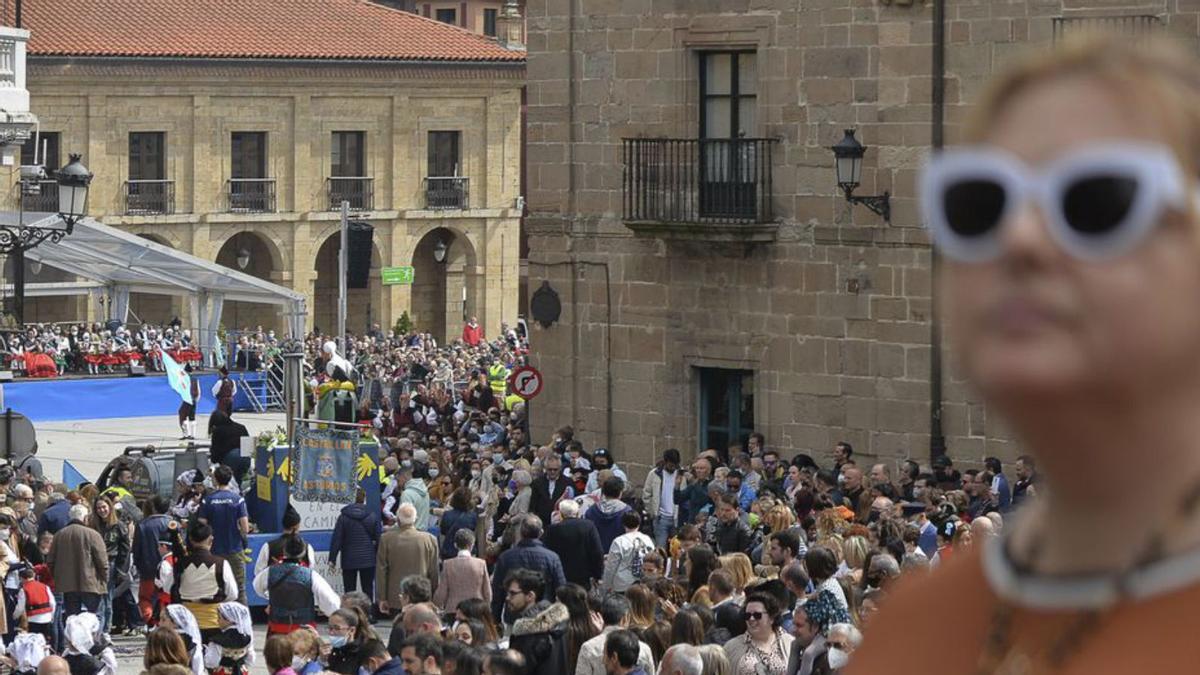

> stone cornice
[28,56,525,84]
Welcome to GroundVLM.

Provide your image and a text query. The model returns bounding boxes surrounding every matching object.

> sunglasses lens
[1062,175,1137,235]
[943,179,1007,237]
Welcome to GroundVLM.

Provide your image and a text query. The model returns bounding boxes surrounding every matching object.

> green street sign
[381,266,415,285]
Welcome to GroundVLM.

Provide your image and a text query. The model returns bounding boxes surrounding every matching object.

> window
[427,131,461,177]
[129,132,166,181]
[698,368,754,462]
[231,132,268,179]
[19,132,59,170]
[483,8,498,37]
[698,52,759,219]
[436,8,457,24]
[331,131,366,177]
[126,132,173,214]
[426,131,466,209]
[230,132,272,211]
[330,131,372,210]
[700,51,757,139]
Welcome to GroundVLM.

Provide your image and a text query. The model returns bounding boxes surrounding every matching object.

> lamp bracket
[842,186,891,222]
[0,225,67,255]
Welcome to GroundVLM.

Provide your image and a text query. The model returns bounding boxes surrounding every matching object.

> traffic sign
[507,366,544,401]
[381,266,415,285]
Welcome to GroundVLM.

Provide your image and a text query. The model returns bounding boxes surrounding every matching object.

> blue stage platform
[3,371,265,422]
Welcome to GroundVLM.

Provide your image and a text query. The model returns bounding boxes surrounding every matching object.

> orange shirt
[848,544,1200,674]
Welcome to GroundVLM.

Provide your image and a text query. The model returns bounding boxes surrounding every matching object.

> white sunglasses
[919,142,1191,262]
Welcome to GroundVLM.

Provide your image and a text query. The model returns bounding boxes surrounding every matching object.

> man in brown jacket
[377,503,437,615]
[47,504,108,618]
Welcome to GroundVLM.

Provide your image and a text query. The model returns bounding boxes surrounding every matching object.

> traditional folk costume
[178,366,202,439]
[203,602,254,675]
[211,370,236,416]
[164,604,206,675]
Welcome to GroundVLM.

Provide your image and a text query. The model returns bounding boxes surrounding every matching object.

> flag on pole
[162,349,193,405]
[62,460,88,489]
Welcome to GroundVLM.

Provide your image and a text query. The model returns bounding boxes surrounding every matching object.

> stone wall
[11,60,525,340]
[524,0,1199,480]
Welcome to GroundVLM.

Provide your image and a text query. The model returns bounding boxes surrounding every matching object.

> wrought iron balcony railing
[228,178,276,213]
[623,138,777,227]
[327,176,374,211]
[125,179,175,215]
[18,179,57,212]
[424,176,470,210]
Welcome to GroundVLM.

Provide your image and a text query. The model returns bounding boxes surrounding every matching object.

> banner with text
[290,424,359,503]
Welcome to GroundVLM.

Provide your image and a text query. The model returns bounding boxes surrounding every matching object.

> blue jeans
[51,592,64,652]
[653,516,675,548]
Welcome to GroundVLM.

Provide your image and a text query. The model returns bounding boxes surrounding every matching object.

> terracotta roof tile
[22,0,525,63]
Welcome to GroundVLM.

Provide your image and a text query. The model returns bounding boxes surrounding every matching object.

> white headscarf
[218,602,252,639]
[64,612,100,654]
[322,341,355,380]
[165,604,205,675]
[215,602,256,667]
[8,632,49,671]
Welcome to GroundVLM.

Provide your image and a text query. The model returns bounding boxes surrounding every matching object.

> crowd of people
[0,321,204,377]
[0,316,1038,675]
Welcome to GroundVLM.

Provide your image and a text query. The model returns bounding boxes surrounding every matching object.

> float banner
[290,425,358,503]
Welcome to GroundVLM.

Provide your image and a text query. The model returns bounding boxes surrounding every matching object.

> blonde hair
[762,504,796,534]
[717,553,754,592]
[842,535,870,571]
[965,34,1200,182]
[689,586,712,608]
[696,644,732,675]
[287,627,320,660]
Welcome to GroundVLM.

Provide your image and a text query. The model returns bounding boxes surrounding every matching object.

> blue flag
[162,349,193,404]
[62,460,87,489]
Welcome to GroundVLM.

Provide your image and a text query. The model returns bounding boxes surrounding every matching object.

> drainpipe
[929,0,948,461]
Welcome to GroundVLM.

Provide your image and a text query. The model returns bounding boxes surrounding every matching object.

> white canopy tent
[5,214,307,360]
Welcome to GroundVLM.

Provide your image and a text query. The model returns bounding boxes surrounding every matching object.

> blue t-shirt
[199,489,248,555]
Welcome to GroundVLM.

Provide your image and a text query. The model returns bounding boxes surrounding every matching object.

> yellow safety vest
[103,485,132,502]
[488,364,508,397]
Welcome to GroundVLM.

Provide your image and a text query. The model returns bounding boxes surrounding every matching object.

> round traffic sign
[508,366,544,401]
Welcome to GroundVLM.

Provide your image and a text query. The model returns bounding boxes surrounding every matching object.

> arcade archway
[215,231,281,332]
[313,232,383,338]
[410,227,478,344]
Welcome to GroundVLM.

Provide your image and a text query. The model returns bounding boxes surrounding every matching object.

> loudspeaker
[346,220,374,289]
[128,364,146,377]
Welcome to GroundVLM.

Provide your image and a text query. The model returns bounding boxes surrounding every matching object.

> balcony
[228,178,276,213]
[18,179,57,212]
[424,176,469,210]
[623,138,779,242]
[124,179,175,215]
[327,176,374,211]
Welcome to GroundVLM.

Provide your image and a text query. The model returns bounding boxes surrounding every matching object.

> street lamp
[55,154,93,231]
[831,129,890,222]
[236,248,251,270]
[4,153,92,326]
[433,238,448,263]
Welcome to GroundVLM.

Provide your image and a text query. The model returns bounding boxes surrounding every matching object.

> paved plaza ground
[32,411,288,486]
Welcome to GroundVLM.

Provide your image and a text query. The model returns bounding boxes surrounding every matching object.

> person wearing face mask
[285,626,324,675]
[823,623,860,672]
[324,606,382,675]
[584,449,626,494]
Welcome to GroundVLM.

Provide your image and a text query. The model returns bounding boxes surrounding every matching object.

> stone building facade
[524,0,1197,476]
[7,0,525,342]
